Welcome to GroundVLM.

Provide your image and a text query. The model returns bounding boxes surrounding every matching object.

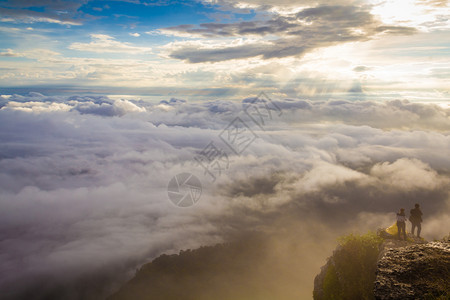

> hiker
[396,208,407,240]
[409,203,423,237]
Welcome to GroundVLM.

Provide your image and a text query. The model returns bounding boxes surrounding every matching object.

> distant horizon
[1,1,449,100]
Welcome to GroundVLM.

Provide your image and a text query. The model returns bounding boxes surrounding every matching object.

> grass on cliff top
[317,231,383,300]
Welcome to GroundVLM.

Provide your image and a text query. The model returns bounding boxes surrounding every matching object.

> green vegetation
[315,232,383,300]
[108,233,315,300]
[321,263,341,300]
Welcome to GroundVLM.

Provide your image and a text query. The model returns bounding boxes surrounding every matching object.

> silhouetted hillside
[108,232,316,300]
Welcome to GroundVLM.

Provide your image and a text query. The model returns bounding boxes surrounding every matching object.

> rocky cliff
[314,234,450,300]
[374,240,450,300]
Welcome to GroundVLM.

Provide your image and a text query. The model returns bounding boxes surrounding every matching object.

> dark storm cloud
[295,5,373,26]
[169,43,274,63]
[0,0,86,24]
[164,5,378,38]
[164,5,417,63]
[164,17,296,37]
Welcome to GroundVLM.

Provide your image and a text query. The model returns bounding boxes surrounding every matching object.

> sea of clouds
[0,93,449,299]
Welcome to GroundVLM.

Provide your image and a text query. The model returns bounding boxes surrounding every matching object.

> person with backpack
[409,203,423,237]
[396,208,407,240]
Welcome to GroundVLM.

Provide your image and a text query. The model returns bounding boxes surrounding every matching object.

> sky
[0,1,449,300]
[0,0,449,102]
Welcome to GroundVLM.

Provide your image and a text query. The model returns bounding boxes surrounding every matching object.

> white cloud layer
[0,93,449,299]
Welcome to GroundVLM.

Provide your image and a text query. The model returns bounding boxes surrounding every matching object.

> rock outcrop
[374,241,450,300]
[314,233,450,300]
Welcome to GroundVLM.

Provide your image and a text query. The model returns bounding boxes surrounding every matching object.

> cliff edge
[313,234,449,300]
[374,240,449,299]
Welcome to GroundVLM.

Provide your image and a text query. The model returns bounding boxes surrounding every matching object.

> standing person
[397,208,407,240]
[409,203,423,237]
